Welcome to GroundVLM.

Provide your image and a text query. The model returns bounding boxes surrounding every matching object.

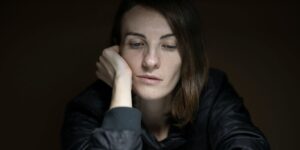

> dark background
[0,0,299,149]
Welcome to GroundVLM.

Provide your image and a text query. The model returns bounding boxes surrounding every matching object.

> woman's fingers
[96,61,112,87]
[110,45,120,53]
[96,45,133,108]
[95,45,132,87]
[102,46,131,76]
[99,55,114,78]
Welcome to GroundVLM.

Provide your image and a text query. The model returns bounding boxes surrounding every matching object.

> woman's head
[120,6,181,103]
[111,0,209,127]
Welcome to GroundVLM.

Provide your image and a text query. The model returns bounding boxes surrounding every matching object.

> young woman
[61,0,270,149]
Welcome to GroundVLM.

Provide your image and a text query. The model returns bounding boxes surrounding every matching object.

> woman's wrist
[110,75,133,109]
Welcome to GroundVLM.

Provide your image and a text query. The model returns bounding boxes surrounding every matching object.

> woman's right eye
[129,42,144,49]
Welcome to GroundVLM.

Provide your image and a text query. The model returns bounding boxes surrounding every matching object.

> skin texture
[96,5,182,141]
[120,5,182,102]
[96,45,133,108]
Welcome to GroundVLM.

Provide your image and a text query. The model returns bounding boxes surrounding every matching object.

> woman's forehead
[121,5,173,38]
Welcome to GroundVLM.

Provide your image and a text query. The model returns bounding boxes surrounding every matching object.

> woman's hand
[96,45,132,86]
[96,45,133,108]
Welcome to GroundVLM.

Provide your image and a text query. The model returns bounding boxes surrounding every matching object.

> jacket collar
[141,124,188,150]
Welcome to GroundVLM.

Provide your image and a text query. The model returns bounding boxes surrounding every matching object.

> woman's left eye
[162,44,177,50]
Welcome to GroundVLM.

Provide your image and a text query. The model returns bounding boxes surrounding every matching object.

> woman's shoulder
[193,68,270,149]
[202,68,232,95]
[199,68,242,109]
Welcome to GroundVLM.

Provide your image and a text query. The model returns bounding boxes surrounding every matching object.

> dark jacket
[61,69,270,150]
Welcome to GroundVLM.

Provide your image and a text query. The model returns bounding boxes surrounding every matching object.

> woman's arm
[61,46,142,150]
[96,45,133,109]
[61,98,142,150]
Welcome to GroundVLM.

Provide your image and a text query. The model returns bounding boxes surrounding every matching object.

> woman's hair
[111,0,209,127]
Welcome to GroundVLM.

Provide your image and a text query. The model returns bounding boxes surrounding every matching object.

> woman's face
[120,5,182,101]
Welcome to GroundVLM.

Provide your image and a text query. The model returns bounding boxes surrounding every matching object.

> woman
[61,0,270,149]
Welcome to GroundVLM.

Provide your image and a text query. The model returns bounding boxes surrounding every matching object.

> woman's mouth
[136,75,162,85]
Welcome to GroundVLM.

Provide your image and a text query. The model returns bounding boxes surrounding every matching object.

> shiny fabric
[61,68,270,150]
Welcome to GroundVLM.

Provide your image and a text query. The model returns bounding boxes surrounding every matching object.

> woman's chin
[132,88,167,101]
[131,83,174,102]
[134,93,162,101]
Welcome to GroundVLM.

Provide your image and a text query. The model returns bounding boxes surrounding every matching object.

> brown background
[0,0,299,149]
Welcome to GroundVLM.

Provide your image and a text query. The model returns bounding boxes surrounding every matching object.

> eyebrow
[124,32,175,40]
[160,33,175,39]
[124,32,146,39]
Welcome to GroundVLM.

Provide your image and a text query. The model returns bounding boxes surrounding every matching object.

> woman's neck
[134,95,171,141]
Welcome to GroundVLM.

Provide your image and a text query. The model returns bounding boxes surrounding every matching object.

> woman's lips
[136,75,162,85]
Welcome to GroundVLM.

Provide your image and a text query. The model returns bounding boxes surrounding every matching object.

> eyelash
[162,44,177,50]
[128,42,177,51]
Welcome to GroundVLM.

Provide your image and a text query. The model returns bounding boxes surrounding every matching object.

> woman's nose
[142,49,160,71]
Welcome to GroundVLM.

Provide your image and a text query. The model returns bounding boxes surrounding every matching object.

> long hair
[111,0,209,127]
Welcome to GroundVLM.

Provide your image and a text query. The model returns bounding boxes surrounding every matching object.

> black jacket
[61,69,270,150]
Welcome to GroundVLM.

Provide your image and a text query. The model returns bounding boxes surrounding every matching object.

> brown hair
[111,0,209,127]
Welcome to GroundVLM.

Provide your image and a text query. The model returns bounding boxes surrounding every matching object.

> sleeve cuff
[102,107,142,131]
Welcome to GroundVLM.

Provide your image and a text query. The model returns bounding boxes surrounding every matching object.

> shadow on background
[0,0,299,149]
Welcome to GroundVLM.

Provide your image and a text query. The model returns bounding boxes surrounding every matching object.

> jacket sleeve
[61,86,143,150]
[207,71,270,150]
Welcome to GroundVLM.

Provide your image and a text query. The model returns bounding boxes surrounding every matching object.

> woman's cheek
[121,51,140,71]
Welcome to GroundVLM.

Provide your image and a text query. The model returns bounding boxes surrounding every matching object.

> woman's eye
[162,44,177,50]
[129,42,144,49]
